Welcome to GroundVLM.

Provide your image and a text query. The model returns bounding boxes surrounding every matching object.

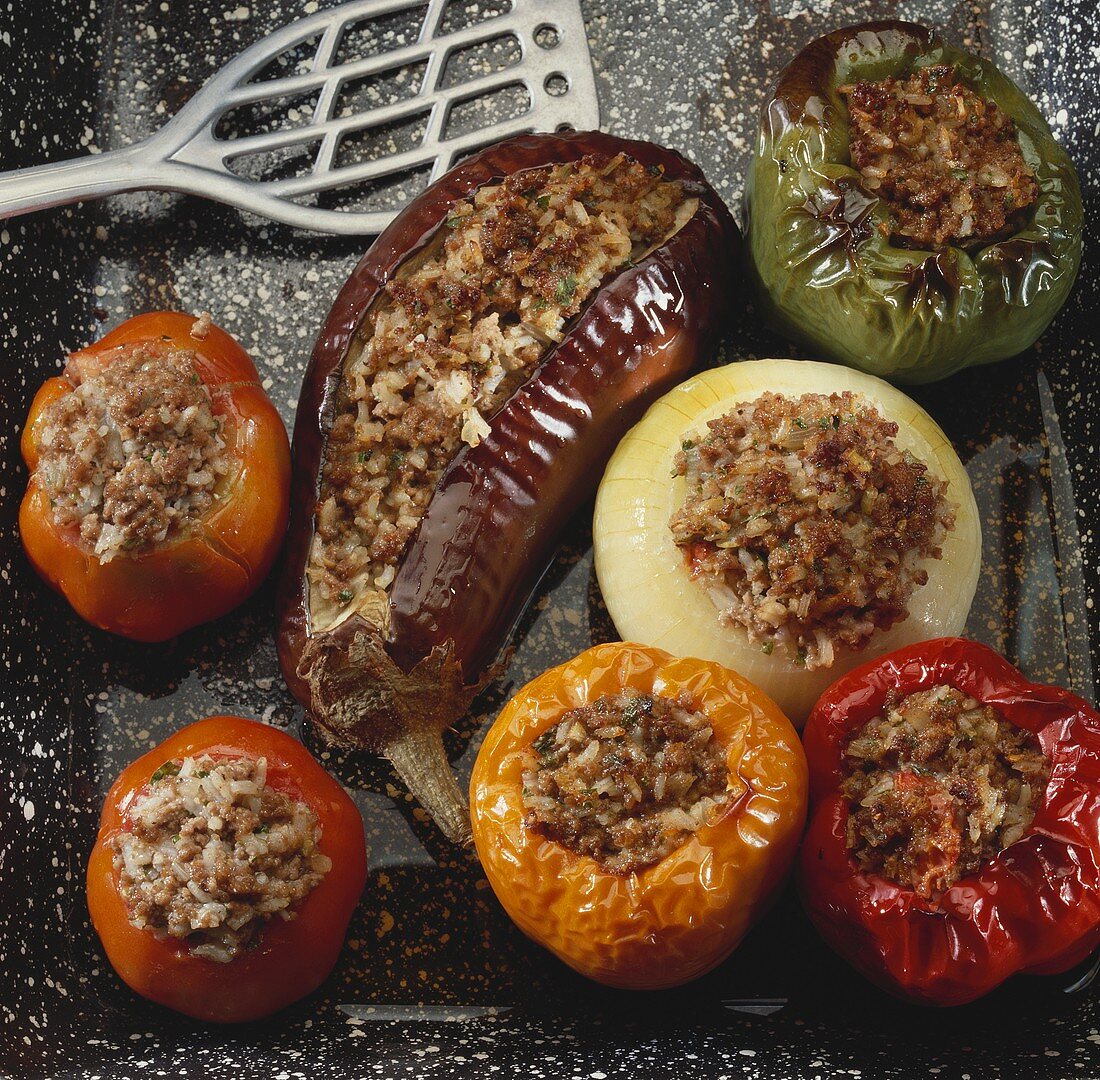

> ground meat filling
[308,154,690,624]
[840,65,1037,249]
[842,685,1049,898]
[521,691,731,875]
[34,343,229,561]
[110,754,331,963]
[669,392,955,670]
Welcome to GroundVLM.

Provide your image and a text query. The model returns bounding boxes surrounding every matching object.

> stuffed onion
[593,359,981,723]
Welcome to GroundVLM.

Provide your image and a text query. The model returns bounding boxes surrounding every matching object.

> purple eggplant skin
[277,130,740,844]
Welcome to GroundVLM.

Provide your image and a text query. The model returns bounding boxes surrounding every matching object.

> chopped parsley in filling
[842,685,1049,897]
[521,691,731,875]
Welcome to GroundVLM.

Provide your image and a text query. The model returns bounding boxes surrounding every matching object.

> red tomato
[86,716,367,1023]
[20,312,290,640]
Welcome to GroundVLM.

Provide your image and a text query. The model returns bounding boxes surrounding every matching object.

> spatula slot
[534,24,562,50]
[544,73,569,97]
[443,82,531,141]
[225,141,320,184]
[335,111,433,169]
[245,34,323,84]
[215,91,322,142]
[334,6,429,68]
[437,0,514,36]
[439,34,523,90]
[336,62,430,116]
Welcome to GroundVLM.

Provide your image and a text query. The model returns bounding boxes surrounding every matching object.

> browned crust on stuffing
[669,391,954,668]
[841,66,1037,249]
[34,344,228,559]
[842,685,1049,897]
[111,754,330,961]
[521,691,729,875]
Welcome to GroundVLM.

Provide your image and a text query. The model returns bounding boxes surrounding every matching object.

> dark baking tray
[2,1,1098,1077]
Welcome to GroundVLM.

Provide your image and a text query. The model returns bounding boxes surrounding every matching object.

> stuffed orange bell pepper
[20,311,290,641]
[470,642,807,989]
[87,715,367,1023]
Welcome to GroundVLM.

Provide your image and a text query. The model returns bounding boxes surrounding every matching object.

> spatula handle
[0,142,165,219]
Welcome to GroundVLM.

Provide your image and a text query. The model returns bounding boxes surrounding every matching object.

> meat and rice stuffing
[669,391,955,669]
[842,685,1049,898]
[521,691,731,875]
[308,154,690,625]
[111,754,331,962]
[840,65,1037,249]
[34,341,229,561]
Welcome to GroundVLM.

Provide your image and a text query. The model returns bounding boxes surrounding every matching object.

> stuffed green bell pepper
[744,21,1082,383]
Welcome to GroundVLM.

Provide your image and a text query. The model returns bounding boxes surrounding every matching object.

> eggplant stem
[298,629,489,844]
[384,728,472,847]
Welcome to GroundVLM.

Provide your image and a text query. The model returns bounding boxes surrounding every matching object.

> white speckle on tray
[1,0,1099,1077]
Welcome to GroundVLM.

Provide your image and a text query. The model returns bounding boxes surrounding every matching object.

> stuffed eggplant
[744,21,1082,383]
[278,131,739,844]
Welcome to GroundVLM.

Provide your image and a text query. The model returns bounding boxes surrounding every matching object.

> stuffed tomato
[470,643,807,989]
[20,311,290,641]
[593,359,981,724]
[87,716,367,1023]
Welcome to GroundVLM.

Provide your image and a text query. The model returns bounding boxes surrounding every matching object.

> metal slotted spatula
[0,0,600,235]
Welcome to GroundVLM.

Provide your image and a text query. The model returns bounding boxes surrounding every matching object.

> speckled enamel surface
[1,1,1098,1077]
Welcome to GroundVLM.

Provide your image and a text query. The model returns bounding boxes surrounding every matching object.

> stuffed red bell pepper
[799,637,1100,1005]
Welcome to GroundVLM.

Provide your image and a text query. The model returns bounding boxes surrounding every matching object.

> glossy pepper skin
[20,312,291,641]
[744,21,1082,383]
[278,131,739,844]
[470,643,808,989]
[799,638,1100,1006]
[86,715,367,1023]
